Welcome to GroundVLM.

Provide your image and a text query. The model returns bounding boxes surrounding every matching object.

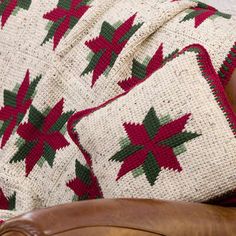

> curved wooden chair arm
[1,199,236,236]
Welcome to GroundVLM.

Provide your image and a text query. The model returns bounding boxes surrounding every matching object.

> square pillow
[72,45,236,202]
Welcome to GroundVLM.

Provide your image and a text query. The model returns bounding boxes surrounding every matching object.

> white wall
[203,0,236,15]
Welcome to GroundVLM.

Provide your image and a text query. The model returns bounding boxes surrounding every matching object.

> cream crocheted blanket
[0,0,236,222]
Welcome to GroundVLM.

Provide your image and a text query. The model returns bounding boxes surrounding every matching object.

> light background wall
[203,0,236,15]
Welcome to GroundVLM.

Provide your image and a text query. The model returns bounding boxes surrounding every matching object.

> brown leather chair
[226,69,236,113]
[0,199,236,236]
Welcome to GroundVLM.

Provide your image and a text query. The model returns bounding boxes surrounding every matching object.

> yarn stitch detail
[0,188,16,211]
[0,0,32,29]
[180,1,231,28]
[10,98,73,176]
[42,0,92,50]
[0,70,41,148]
[218,42,236,87]
[118,43,179,91]
[82,13,143,87]
[110,108,200,185]
[66,159,103,200]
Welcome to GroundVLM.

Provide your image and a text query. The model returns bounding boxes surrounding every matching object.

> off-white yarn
[0,0,236,222]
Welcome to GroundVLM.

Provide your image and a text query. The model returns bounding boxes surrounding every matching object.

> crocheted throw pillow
[72,45,236,202]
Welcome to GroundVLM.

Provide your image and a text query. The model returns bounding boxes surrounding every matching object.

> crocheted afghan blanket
[0,0,236,222]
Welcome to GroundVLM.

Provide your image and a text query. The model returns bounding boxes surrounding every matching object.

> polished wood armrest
[1,199,236,236]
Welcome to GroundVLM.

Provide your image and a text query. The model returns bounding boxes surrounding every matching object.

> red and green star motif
[0,0,31,29]
[110,108,201,186]
[67,160,103,200]
[180,1,231,28]
[42,0,92,50]
[10,98,74,176]
[118,44,179,91]
[0,70,41,148]
[0,188,16,211]
[82,14,143,87]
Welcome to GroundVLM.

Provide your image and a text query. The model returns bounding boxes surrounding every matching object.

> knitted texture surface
[0,0,236,223]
